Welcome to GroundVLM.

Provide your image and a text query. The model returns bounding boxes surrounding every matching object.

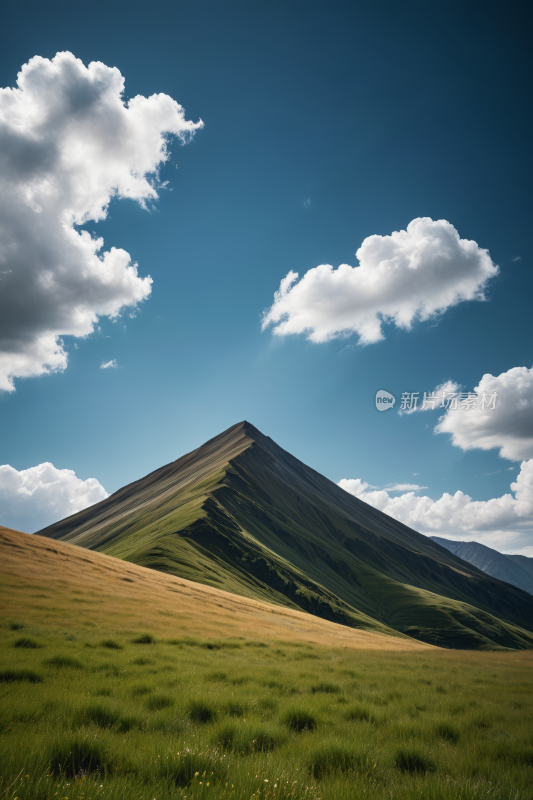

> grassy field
[1,530,532,800]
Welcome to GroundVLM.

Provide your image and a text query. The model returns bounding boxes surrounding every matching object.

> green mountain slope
[38,421,533,650]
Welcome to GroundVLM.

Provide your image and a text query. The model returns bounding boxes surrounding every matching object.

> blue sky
[0,0,532,553]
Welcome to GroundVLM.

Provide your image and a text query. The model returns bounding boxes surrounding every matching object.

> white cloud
[435,366,533,461]
[0,51,203,392]
[0,462,108,533]
[344,364,533,550]
[100,359,117,369]
[385,483,428,492]
[503,546,533,557]
[339,460,533,551]
[262,217,498,343]
[399,380,461,415]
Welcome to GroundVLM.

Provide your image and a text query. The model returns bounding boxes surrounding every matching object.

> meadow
[2,624,533,800]
[1,529,532,800]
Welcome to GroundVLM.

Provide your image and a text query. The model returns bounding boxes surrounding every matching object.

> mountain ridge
[38,421,533,650]
[506,553,533,580]
[430,536,533,596]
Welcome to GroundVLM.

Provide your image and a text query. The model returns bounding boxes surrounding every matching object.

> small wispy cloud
[100,359,118,370]
[398,380,461,415]
[384,483,428,492]
[303,198,311,208]
[511,256,522,262]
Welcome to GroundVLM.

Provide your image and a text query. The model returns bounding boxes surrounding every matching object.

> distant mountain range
[506,553,533,579]
[38,421,533,650]
[430,537,533,596]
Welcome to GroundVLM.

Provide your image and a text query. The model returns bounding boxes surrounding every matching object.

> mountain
[431,537,533,596]
[38,421,533,650]
[505,553,533,580]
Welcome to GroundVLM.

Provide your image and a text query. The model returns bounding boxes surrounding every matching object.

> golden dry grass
[0,526,432,651]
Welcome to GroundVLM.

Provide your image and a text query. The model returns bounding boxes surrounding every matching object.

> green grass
[394,746,436,773]
[13,636,41,648]
[282,708,317,732]
[0,668,43,683]
[131,633,155,644]
[44,655,84,669]
[100,639,123,650]
[4,626,533,800]
[2,623,532,800]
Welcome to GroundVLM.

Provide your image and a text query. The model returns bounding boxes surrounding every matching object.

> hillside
[0,525,429,650]
[38,421,533,650]
[431,537,533,596]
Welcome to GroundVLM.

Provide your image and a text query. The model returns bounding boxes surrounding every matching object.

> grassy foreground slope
[38,422,533,649]
[1,527,532,800]
[0,528,423,652]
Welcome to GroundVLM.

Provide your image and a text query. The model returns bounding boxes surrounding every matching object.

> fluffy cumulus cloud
[262,218,498,343]
[0,51,203,391]
[339,461,533,551]
[435,366,533,461]
[0,463,108,533]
